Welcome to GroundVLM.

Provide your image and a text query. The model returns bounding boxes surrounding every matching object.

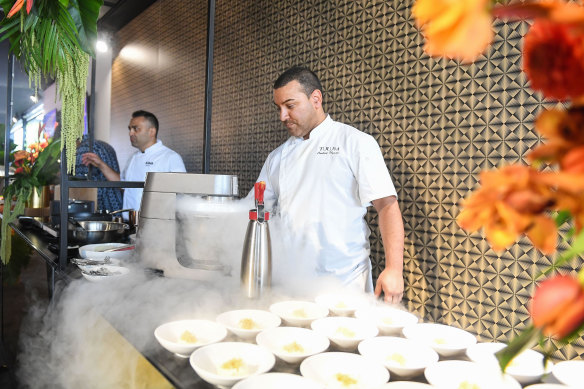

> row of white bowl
[190,342,579,389]
[153,303,580,388]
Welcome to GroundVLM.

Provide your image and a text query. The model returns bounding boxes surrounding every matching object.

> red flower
[523,19,584,101]
[530,275,584,339]
[493,1,584,26]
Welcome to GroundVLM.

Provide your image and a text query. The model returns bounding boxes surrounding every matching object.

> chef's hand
[374,267,404,304]
[81,152,104,168]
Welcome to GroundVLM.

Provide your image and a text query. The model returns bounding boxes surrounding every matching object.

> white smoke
[15,195,384,388]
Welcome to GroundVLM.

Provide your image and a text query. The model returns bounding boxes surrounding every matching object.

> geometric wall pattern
[110,0,583,360]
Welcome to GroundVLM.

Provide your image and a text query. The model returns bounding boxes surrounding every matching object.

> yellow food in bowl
[218,357,247,377]
[292,308,308,318]
[238,318,258,330]
[335,372,358,387]
[178,330,198,344]
[282,341,304,353]
[381,317,394,325]
[433,337,447,345]
[335,326,356,338]
[386,352,406,366]
[458,381,480,389]
[335,301,347,309]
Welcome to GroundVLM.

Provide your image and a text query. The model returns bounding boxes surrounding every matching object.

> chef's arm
[372,195,404,304]
[81,152,121,181]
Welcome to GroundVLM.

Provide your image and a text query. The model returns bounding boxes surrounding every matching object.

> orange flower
[522,19,584,101]
[6,0,33,18]
[528,107,584,164]
[412,0,494,63]
[458,165,557,253]
[560,145,584,174]
[12,150,29,162]
[530,275,584,339]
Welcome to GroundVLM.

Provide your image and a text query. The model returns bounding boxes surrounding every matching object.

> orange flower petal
[526,215,557,254]
[7,0,24,18]
[485,222,518,251]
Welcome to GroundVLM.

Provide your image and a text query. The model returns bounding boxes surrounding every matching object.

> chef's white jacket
[255,115,397,291]
[122,140,186,212]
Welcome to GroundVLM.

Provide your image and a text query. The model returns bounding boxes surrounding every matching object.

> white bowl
[190,342,276,387]
[310,316,378,351]
[424,360,521,389]
[402,323,476,357]
[80,264,130,282]
[524,385,575,389]
[269,300,329,327]
[381,383,433,389]
[154,319,228,358]
[315,292,371,316]
[232,372,324,389]
[79,242,134,260]
[300,352,389,388]
[216,309,281,340]
[354,306,418,335]
[73,257,121,272]
[466,342,552,385]
[358,336,439,379]
[552,360,584,387]
[256,326,330,364]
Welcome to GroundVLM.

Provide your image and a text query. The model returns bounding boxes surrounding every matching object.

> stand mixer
[136,172,243,280]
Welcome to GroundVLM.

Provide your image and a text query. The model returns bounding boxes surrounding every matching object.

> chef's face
[274,80,323,139]
[128,116,155,152]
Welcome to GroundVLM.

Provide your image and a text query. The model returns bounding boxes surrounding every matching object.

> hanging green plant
[0,0,103,174]
[0,0,102,263]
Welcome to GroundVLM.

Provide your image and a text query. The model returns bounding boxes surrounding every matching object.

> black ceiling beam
[98,0,158,32]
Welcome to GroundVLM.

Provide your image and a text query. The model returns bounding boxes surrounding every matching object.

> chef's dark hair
[132,110,159,137]
[274,66,323,98]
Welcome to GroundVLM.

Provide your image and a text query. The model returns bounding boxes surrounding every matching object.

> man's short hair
[132,110,159,137]
[274,66,323,98]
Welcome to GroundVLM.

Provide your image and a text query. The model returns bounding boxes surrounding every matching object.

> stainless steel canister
[240,214,272,298]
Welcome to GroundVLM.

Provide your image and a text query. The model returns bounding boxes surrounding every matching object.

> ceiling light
[96,39,108,53]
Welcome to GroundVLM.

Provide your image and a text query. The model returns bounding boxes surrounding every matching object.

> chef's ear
[310,89,323,109]
[148,126,157,139]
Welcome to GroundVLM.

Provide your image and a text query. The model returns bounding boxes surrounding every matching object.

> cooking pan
[52,212,112,226]
[68,221,129,244]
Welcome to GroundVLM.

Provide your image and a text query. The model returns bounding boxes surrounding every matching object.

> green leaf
[495,325,542,372]
[67,0,103,56]
[538,228,584,279]
[554,210,572,228]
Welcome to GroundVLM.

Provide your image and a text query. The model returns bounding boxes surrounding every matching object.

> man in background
[75,136,123,212]
[253,66,405,303]
[81,110,186,212]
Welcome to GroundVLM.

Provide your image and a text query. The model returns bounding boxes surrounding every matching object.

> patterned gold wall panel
[110,0,207,172]
[108,0,583,359]
[209,0,583,360]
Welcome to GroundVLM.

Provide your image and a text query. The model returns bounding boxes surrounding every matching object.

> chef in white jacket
[253,66,405,303]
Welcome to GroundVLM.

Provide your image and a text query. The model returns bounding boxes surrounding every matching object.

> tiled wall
[110,0,207,172]
[110,0,583,360]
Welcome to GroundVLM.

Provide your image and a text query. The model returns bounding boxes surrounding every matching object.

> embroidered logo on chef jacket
[145,161,154,165]
[316,146,340,155]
